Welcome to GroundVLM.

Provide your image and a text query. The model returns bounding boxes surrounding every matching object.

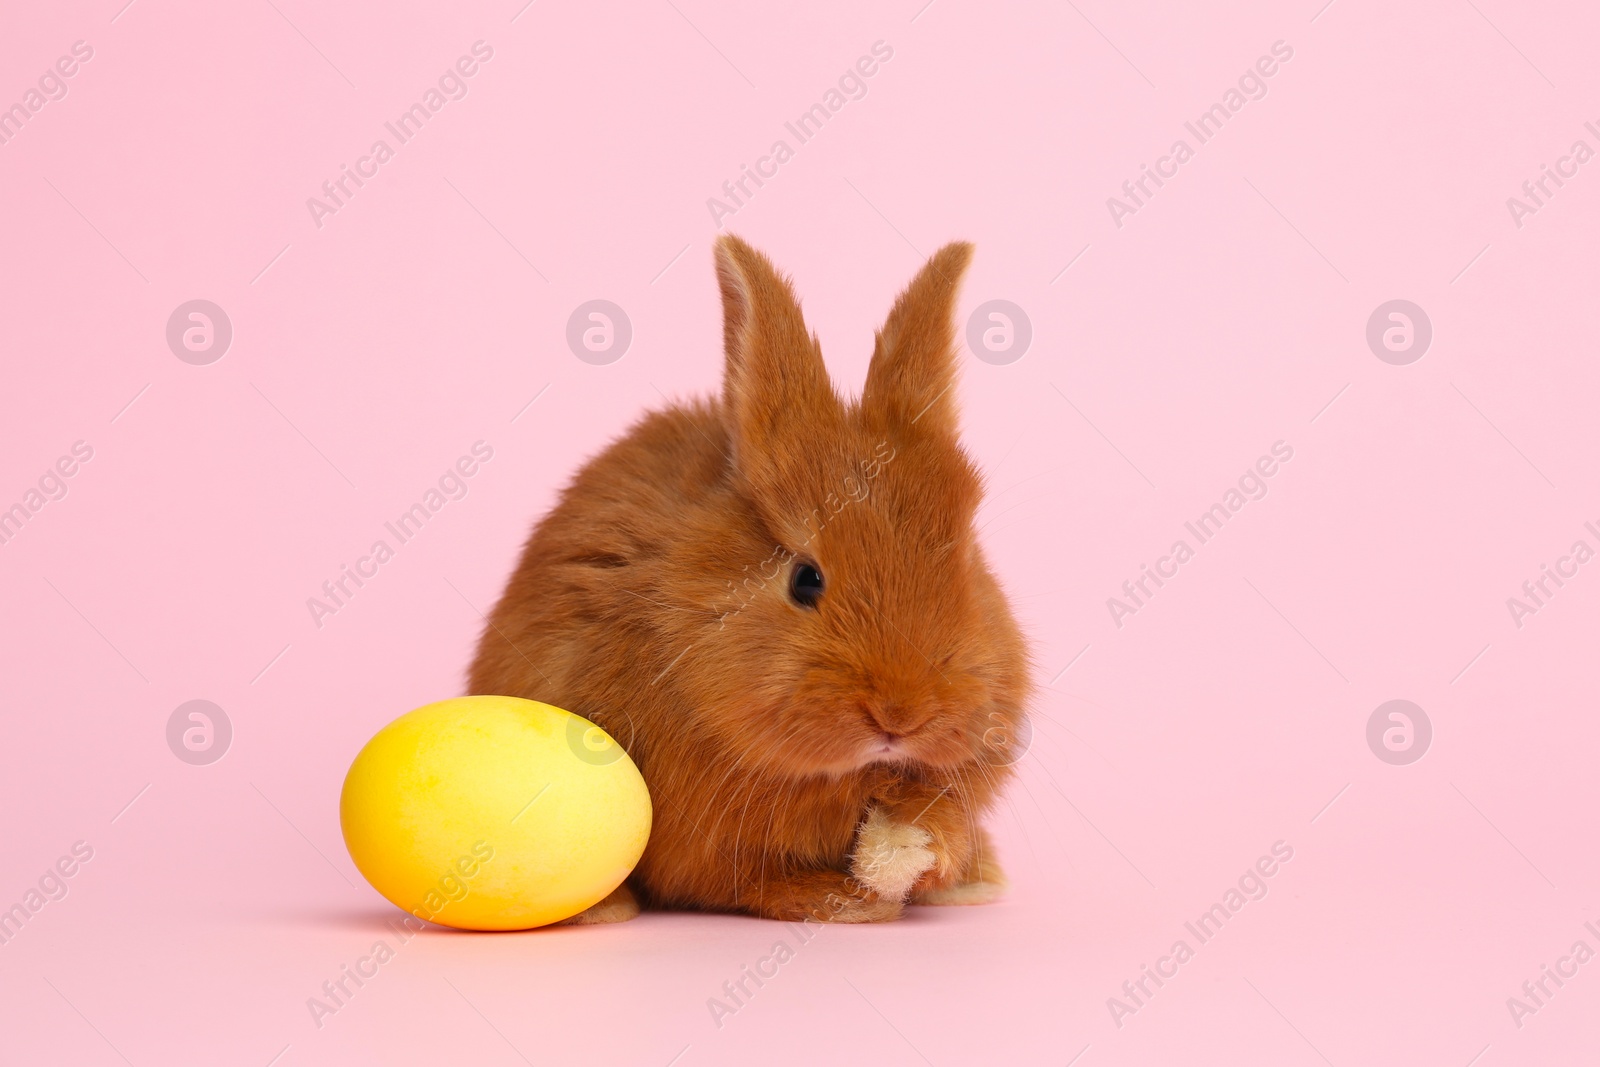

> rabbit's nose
[865,701,925,735]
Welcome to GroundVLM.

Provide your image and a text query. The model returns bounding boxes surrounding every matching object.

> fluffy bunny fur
[468,235,1030,923]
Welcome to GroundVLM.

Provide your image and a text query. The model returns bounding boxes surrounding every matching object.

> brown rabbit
[468,235,1031,923]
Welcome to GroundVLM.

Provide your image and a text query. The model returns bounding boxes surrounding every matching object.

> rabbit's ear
[714,235,843,478]
[861,242,973,438]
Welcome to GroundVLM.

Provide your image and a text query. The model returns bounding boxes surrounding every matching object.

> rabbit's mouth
[862,730,925,766]
[871,733,909,758]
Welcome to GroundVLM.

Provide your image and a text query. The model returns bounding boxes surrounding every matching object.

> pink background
[3,0,1598,1063]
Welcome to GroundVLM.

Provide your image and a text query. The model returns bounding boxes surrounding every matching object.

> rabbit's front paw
[850,806,937,902]
[555,883,641,924]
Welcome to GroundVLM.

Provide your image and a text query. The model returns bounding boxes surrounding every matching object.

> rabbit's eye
[789,562,824,608]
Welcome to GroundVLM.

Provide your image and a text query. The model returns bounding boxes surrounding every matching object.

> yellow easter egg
[340,696,650,930]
